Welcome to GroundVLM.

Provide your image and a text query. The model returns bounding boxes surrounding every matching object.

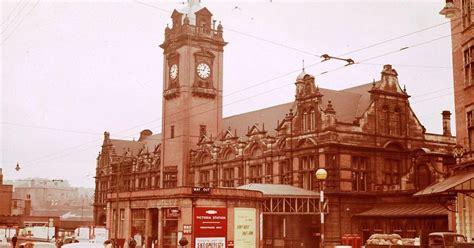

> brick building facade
[93,1,459,247]
[426,0,474,240]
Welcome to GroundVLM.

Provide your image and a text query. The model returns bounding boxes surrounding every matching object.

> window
[163,172,177,188]
[468,110,474,151]
[200,125,207,137]
[384,159,401,186]
[381,105,389,134]
[212,169,218,187]
[154,175,160,188]
[351,156,368,192]
[300,155,317,190]
[223,168,234,187]
[393,107,402,136]
[462,0,472,29]
[468,110,473,128]
[237,166,244,186]
[310,109,316,130]
[280,160,292,185]
[463,46,474,86]
[265,163,273,183]
[131,209,146,235]
[249,164,263,183]
[170,126,175,139]
[200,170,210,187]
[302,111,308,131]
[324,153,337,190]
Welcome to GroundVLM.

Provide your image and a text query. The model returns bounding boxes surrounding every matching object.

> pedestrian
[11,234,17,248]
[128,237,137,248]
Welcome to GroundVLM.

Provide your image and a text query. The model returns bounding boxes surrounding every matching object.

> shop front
[106,187,262,248]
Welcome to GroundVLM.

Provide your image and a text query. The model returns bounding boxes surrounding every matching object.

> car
[0,237,10,248]
[18,242,56,248]
[429,232,474,248]
[62,243,105,248]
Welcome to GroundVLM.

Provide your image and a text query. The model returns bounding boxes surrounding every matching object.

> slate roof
[109,133,161,156]
[237,183,319,197]
[108,81,377,151]
[353,204,447,217]
[222,82,376,137]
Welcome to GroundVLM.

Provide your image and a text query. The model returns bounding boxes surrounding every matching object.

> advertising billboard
[234,208,256,247]
[194,207,227,248]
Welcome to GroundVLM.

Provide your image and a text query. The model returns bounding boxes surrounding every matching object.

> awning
[353,204,447,217]
[237,183,319,197]
[414,170,474,196]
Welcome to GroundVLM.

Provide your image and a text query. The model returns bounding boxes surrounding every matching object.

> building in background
[0,169,13,216]
[422,0,474,240]
[94,1,459,247]
[0,172,94,234]
[10,178,93,218]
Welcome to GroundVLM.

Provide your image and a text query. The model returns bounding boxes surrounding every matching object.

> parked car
[428,232,474,248]
[62,243,105,248]
[18,242,56,248]
[0,237,10,248]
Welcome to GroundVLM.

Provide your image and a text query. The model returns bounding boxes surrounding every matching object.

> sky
[1,0,455,188]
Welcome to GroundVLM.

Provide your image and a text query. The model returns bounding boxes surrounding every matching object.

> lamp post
[315,168,328,248]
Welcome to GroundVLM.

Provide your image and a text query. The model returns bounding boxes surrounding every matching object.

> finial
[403,84,407,92]
[372,79,376,87]
[302,60,305,72]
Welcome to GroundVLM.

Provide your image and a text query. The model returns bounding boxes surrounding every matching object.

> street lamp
[315,168,328,248]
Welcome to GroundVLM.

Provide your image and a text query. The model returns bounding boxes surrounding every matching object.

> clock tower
[159,0,227,187]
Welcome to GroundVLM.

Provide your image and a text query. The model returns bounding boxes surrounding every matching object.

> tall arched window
[302,110,308,131]
[310,108,316,130]
[381,105,389,134]
[394,107,402,135]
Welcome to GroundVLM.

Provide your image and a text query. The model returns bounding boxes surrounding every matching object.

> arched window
[394,107,402,135]
[251,146,263,157]
[302,110,308,131]
[224,149,236,161]
[310,108,316,130]
[381,105,389,134]
[201,154,211,164]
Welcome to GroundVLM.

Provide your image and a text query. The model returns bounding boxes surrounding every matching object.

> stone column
[124,205,131,239]
[157,208,163,248]
[145,209,152,248]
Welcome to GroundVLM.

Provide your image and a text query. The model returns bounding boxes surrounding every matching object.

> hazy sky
[1,0,454,188]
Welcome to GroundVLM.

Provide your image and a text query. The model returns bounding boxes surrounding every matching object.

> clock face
[170,64,178,80]
[196,63,211,79]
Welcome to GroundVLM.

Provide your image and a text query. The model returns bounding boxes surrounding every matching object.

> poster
[195,237,226,248]
[234,208,256,248]
[194,207,227,248]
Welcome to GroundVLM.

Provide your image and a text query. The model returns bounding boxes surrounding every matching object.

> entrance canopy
[353,204,447,218]
[237,184,321,215]
[414,170,474,196]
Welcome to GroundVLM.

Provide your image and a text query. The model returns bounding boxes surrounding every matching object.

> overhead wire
[12,2,458,168]
[1,0,40,45]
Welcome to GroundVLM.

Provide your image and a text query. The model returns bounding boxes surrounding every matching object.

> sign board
[166,208,181,218]
[234,208,256,248]
[194,207,227,247]
[195,237,225,248]
[183,224,192,234]
[192,187,211,194]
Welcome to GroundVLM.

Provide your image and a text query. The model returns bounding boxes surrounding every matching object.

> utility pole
[114,156,123,248]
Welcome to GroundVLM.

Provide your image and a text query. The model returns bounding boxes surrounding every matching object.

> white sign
[234,208,256,248]
[195,237,225,248]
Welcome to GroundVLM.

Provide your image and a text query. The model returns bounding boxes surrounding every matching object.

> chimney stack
[0,168,3,185]
[24,194,32,216]
[442,110,452,136]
